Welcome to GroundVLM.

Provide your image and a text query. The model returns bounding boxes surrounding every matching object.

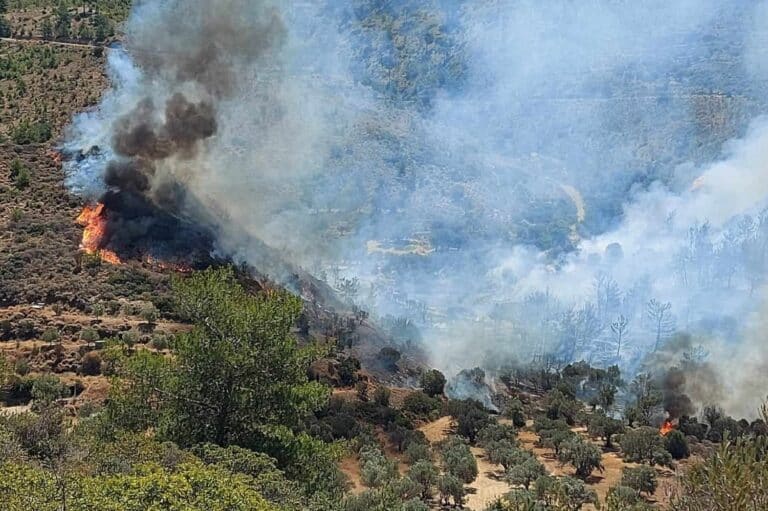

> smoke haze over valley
[63,0,768,417]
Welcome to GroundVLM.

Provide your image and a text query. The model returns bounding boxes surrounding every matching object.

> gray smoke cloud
[63,0,768,416]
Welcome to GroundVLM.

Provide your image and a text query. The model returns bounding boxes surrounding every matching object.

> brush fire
[76,203,122,265]
[660,419,675,436]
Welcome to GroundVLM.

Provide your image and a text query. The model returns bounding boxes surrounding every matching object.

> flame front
[77,203,122,265]
[660,420,675,436]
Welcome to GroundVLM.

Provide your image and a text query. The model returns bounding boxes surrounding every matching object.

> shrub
[30,374,68,409]
[437,473,465,507]
[14,358,30,376]
[441,436,478,484]
[9,159,30,189]
[40,328,59,344]
[665,429,690,459]
[505,456,546,489]
[670,436,768,510]
[477,422,518,447]
[486,440,528,470]
[535,475,598,510]
[621,465,658,495]
[11,119,52,145]
[404,442,431,464]
[150,334,170,350]
[408,459,438,498]
[558,438,604,478]
[606,485,654,511]
[359,448,398,488]
[587,412,625,448]
[402,391,440,418]
[355,381,369,402]
[503,398,526,427]
[80,352,102,376]
[420,369,446,397]
[80,328,100,342]
[372,386,390,407]
[619,427,672,466]
[338,356,361,386]
[452,400,492,443]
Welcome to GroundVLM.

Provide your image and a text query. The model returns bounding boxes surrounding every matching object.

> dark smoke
[642,333,725,419]
[661,367,696,420]
[78,0,286,261]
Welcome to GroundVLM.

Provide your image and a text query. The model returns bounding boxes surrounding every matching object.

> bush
[505,456,546,489]
[408,459,438,498]
[338,356,361,386]
[587,412,625,448]
[404,442,431,464]
[502,398,526,427]
[30,374,68,408]
[420,369,446,397]
[14,358,30,377]
[80,328,100,342]
[477,422,517,447]
[535,475,598,510]
[558,438,604,479]
[452,400,492,444]
[40,328,59,344]
[359,448,398,488]
[372,386,391,407]
[670,436,768,510]
[10,119,52,145]
[619,427,672,467]
[80,352,102,376]
[441,436,478,484]
[9,159,30,189]
[437,473,465,507]
[621,465,658,495]
[606,485,654,511]
[665,429,690,459]
[402,391,440,418]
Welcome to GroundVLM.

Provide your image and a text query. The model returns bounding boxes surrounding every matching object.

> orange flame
[48,150,63,167]
[660,420,675,436]
[76,203,122,265]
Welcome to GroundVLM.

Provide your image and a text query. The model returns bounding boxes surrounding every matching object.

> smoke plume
[63,0,768,415]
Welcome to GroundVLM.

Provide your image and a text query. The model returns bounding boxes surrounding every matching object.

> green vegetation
[671,435,768,510]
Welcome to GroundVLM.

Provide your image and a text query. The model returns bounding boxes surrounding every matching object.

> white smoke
[62,0,768,416]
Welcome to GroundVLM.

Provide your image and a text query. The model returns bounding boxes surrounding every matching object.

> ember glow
[660,420,675,436]
[76,203,122,265]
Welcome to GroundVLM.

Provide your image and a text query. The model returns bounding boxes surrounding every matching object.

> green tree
[587,412,624,448]
[621,465,657,496]
[505,456,546,490]
[670,436,768,510]
[665,429,690,459]
[161,268,329,447]
[420,369,446,397]
[408,459,438,499]
[441,436,478,484]
[619,427,673,467]
[437,473,465,507]
[54,5,71,39]
[606,485,654,511]
[558,439,603,479]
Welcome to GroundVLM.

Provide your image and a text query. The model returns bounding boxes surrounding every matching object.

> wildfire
[76,203,122,265]
[145,255,194,274]
[660,419,675,436]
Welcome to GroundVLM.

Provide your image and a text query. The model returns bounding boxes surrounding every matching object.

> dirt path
[0,36,104,50]
[465,447,512,510]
